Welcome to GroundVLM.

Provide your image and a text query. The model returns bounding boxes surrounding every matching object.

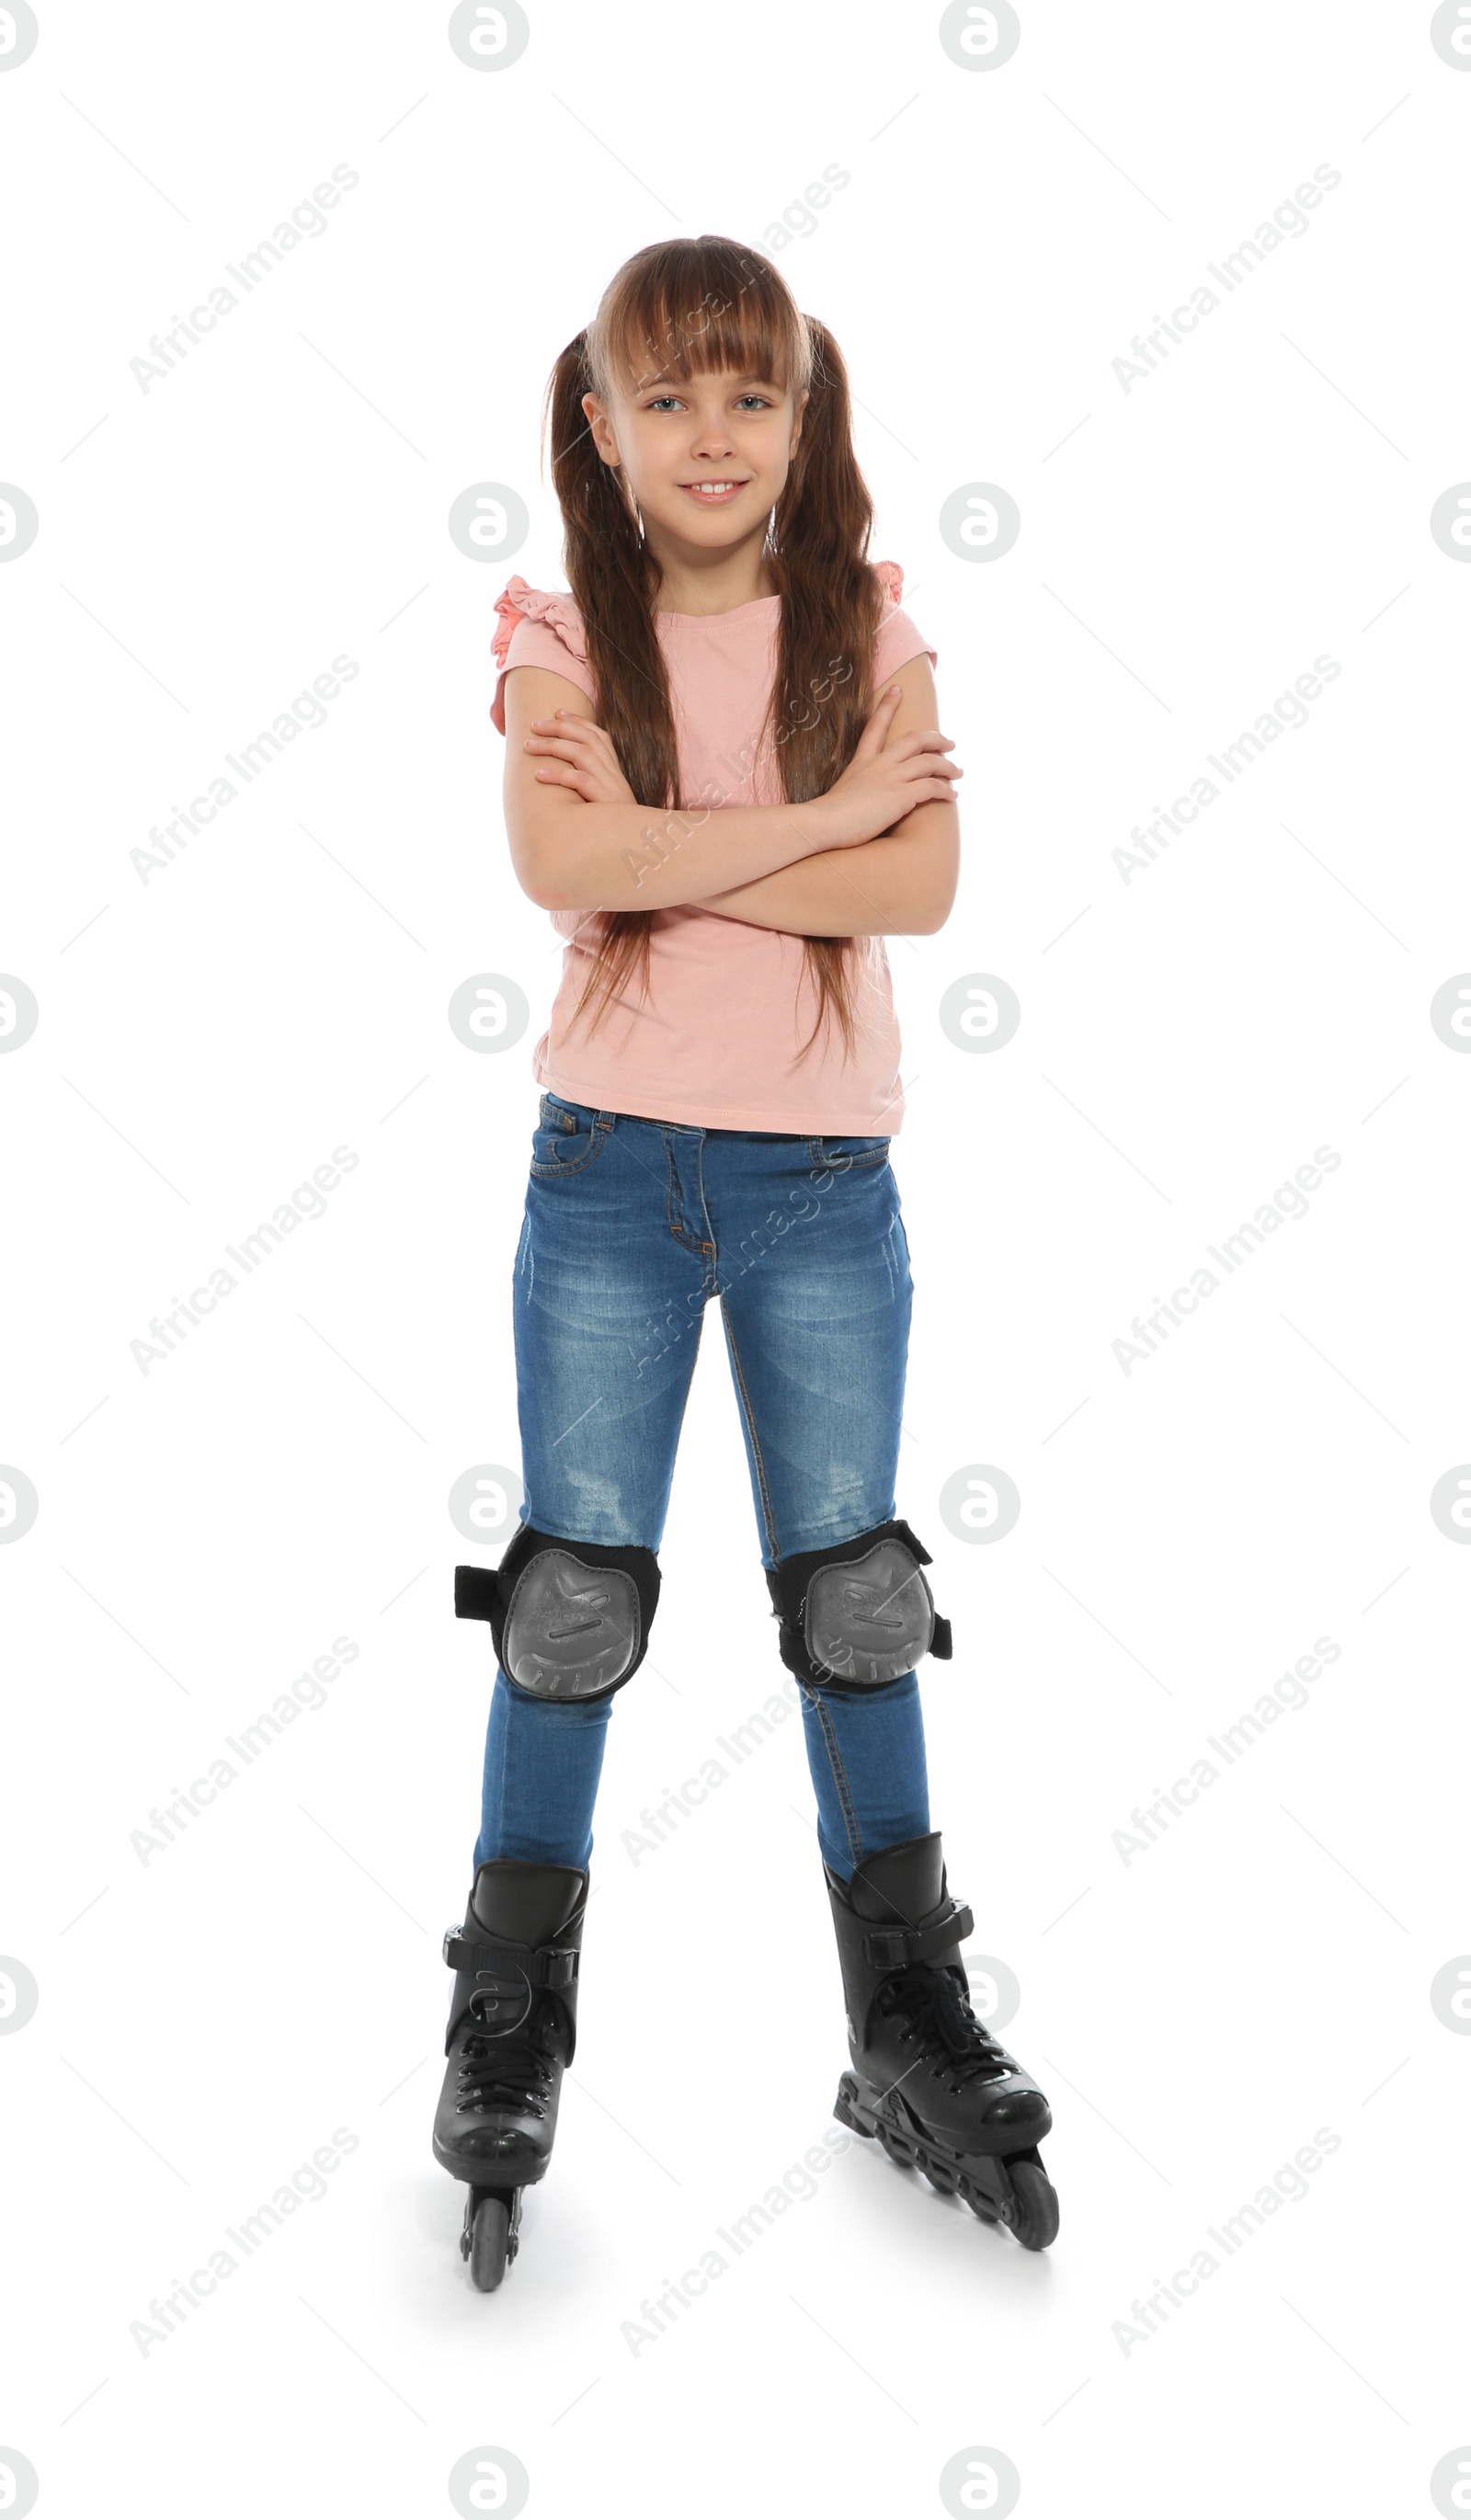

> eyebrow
[638,372,777,391]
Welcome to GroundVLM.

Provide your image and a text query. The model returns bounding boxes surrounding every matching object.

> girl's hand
[815,684,962,849]
[523,712,638,806]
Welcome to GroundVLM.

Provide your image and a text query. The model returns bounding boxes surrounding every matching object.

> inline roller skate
[826,1831,1059,2252]
[433,1856,587,2289]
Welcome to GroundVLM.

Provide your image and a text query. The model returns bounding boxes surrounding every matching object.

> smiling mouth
[679,479,748,500]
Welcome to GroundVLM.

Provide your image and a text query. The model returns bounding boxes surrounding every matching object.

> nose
[688,403,737,462]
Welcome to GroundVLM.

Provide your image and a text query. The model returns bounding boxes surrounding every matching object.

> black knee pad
[764,1517,952,1692]
[455,1521,661,1704]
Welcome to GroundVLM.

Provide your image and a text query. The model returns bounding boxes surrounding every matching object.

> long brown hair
[542,235,888,1065]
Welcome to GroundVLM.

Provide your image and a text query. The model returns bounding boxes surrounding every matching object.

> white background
[3,3,1470,2514]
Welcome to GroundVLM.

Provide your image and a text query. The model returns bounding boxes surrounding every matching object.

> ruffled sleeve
[870,557,938,685]
[490,576,597,734]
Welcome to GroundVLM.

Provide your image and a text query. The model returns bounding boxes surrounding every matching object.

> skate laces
[882,1967,1010,2084]
[456,1992,556,2117]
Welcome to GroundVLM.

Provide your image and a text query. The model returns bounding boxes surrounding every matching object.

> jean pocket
[530,1095,608,1177]
[806,1134,893,1173]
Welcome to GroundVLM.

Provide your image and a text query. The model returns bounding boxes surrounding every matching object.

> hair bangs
[589,237,812,404]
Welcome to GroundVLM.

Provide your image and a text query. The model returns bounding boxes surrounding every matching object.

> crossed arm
[500,651,960,940]
[695,654,959,938]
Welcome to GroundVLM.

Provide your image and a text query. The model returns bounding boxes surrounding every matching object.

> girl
[434,237,1059,2288]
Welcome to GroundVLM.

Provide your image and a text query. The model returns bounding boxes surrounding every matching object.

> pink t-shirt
[489,561,937,1135]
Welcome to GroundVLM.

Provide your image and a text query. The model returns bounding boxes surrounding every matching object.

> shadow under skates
[433,1855,587,2290]
[826,1831,1060,2251]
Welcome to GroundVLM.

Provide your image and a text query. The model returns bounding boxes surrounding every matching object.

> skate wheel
[465,2189,517,2291]
[1004,2156,1060,2252]
[920,2155,960,2196]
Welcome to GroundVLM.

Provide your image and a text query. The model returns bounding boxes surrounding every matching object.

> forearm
[696,804,959,937]
[533,794,835,914]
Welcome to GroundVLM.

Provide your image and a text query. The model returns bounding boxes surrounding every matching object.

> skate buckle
[863,1902,974,1969]
[442,1928,580,1987]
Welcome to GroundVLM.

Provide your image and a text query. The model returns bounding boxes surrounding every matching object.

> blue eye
[644,392,773,414]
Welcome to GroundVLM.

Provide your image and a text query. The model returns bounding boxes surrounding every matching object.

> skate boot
[826,1831,1060,2251]
[433,1855,587,2290]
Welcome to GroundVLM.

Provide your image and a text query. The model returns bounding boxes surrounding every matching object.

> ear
[788,387,810,455]
[582,391,621,470]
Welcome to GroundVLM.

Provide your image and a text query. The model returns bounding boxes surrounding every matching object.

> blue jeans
[474,1096,933,1882]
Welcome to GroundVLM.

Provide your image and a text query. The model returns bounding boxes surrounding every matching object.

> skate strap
[863,1902,974,1970]
[441,1928,580,1988]
[454,1565,502,1622]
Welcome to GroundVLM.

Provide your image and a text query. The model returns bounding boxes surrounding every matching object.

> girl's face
[583,365,806,558]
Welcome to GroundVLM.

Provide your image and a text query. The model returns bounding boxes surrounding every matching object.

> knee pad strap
[456,1522,661,1704]
[764,1517,953,1692]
